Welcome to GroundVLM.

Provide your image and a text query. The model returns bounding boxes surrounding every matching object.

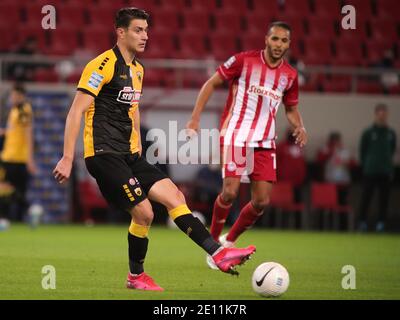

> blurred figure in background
[316,131,356,206]
[276,128,307,203]
[358,104,397,232]
[0,83,37,221]
[7,36,41,81]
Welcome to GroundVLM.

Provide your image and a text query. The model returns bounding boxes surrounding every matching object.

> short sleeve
[283,73,299,107]
[217,53,245,81]
[19,103,33,126]
[77,58,112,97]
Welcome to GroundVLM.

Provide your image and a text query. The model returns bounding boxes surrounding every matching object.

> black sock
[174,215,221,255]
[128,233,149,275]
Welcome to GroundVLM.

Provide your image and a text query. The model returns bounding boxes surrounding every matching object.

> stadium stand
[0,0,398,93]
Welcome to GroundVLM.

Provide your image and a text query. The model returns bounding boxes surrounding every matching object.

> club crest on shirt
[279,74,288,87]
[116,87,141,104]
[136,72,142,82]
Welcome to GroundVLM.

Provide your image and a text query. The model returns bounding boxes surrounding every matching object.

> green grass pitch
[0,224,399,300]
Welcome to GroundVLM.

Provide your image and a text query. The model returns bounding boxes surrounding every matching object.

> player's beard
[267,46,286,62]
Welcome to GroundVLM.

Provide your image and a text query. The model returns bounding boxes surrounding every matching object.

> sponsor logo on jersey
[247,85,283,102]
[117,87,142,104]
[88,72,104,90]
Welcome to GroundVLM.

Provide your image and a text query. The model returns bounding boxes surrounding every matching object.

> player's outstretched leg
[148,179,256,275]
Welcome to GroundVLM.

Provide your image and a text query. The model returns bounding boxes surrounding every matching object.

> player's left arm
[283,73,307,147]
[285,105,307,148]
[134,106,142,156]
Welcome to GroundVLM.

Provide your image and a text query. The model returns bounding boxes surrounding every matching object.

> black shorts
[85,153,168,211]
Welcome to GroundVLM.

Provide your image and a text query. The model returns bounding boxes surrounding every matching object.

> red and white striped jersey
[217,50,299,149]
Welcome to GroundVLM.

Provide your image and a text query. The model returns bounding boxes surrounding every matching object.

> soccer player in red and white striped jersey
[187,22,308,267]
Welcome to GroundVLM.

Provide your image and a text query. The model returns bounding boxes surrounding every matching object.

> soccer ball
[251,262,290,297]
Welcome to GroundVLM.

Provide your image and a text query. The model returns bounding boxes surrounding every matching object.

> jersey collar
[113,45,137,66]
[261,50,283,69]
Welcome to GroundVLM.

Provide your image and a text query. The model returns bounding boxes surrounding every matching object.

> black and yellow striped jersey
[77,45,144,159]
[1,102,32,163]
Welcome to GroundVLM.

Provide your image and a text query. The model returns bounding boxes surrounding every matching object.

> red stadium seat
[322,75,352,93]
[283,0,311,17]
[78,180,109,223]
[87,7,117,28]
[182,70,209,88]
[313,0,342,19]
[303,38,333,65]
[356,80,384,94]
[181,10,212,32]
[250,0,280,15]
[33,68,59,83]
[82,27,114,55]
[17,24,49,53]
[333,39,365,66]
[145,31,177,59]
[158,0,189,11]
[24,3,51,28]
[190,0,218,12]
[244,12,276,35]
[239,34,265,51]
[376,0,400,20]
[365,40,395,65]
[48,26,79,56]
[56,3,87,28]
[0,3,21,27]
[177,31,208,59]
[213,11,244,33]
[307,17,337,39]
[268,182,305,229]
[150,11,180,32]
[0,28,15,51]
[209,33,239,61]
[369,19,399,43]
[220,0,250,12]
[310,182,354,230]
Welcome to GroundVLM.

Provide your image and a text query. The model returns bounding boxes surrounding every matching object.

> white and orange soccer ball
[251,262,290,297]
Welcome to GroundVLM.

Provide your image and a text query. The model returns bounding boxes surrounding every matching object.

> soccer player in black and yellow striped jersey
[0,83,37,221]
[53,8,255,291]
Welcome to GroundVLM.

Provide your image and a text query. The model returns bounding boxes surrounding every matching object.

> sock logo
[186,227,192,236]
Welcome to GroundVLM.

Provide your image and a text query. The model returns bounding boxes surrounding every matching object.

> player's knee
[221,188,238,204]
[164,188,186,210]
[131,201,154,225]
[252,196,270,211]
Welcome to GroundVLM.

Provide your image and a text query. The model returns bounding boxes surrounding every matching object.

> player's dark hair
[267,21,291,35]
[115,7,149,29]
[12,82,26,95]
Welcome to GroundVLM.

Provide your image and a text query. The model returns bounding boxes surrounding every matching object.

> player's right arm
[186,72,224,134]
[53,92,93,184]
[53,54,113,183]
[187,52,245,135]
